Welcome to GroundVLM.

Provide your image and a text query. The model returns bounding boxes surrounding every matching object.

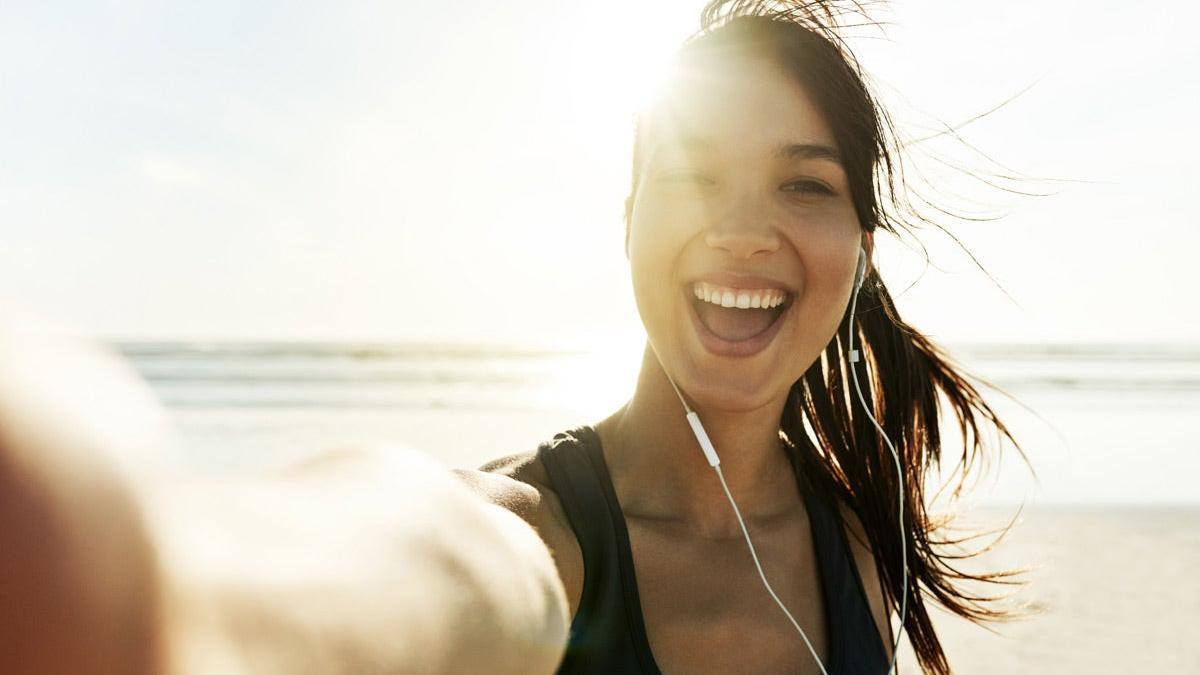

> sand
[893,506,1200,674]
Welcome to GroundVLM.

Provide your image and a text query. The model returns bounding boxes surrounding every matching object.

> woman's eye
[781,180,833,196]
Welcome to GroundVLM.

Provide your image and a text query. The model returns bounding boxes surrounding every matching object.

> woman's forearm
[151,448,570,675]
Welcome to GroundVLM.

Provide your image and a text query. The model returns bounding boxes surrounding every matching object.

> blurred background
[2,1,1197,672]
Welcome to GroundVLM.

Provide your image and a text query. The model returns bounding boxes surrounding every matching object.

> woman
[462,2,1027,674]
[1,3,1026,674]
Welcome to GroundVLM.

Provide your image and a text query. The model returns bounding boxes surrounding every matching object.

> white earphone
[855,246,867,292]
[656,245,907,675]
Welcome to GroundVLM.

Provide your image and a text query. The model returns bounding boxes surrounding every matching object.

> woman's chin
[674,361,790,414]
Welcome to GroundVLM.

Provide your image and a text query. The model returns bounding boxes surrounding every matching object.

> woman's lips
[683,287,791,358]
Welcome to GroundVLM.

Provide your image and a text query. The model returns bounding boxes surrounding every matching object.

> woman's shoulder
[457,451,556,520]
[457,425,597,528]
[455,450,585,615]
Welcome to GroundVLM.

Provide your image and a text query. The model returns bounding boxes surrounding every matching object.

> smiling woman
[464,2,1034,675]
[2,2,1040,674]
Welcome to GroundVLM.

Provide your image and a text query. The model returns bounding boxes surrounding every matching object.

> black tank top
[537,425,890,674]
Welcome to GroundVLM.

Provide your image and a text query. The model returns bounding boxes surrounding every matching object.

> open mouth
[684,282,793,355]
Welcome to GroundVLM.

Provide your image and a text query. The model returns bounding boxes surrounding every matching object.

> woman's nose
[703,213,781,260]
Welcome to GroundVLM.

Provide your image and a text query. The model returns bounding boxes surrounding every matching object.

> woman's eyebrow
[645,135,842,166]
[777,142,843,166]
[648,134,718,161]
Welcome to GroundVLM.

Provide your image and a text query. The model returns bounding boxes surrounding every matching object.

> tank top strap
[536,426,657,674]
[788,448,892,671]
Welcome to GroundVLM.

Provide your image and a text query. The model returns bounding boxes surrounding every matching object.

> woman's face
[627,55,867,413]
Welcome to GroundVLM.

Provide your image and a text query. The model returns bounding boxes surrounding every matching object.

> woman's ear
[862,231,875,262]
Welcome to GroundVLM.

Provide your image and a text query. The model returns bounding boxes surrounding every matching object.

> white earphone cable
[713,463,830,675]
[847,275,909,674]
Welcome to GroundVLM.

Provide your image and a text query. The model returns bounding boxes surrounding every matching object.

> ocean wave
[114,341,583,360]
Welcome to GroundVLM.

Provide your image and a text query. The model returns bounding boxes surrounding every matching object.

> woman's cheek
[627,228,669,325]
[628,234,689,345]
[629,203,692,280]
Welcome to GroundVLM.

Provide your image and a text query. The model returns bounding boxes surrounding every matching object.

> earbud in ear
[854,247,867,292]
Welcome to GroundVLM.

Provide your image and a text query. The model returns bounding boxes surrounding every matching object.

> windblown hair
[623,2,1036,673]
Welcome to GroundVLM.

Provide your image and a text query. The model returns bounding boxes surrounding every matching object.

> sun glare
[546,4,693,131]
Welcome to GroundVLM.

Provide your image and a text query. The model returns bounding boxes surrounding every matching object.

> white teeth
[691,282,789,310]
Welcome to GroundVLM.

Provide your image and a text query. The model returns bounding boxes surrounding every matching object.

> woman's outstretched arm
[0,306,569,675]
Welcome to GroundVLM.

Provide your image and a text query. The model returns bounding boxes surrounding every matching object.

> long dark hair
[624,3,1036,673]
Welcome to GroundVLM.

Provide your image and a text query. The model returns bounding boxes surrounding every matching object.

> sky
[2,0,1197,347]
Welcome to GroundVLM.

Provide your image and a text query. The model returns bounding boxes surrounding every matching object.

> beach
[893,505,1200,673]
[124,340,1200,673]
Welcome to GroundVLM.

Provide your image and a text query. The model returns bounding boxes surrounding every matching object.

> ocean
[118,340,1200,673]
[121,340,1199,506]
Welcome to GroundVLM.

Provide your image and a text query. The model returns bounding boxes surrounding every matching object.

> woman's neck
[593,342,803,538]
